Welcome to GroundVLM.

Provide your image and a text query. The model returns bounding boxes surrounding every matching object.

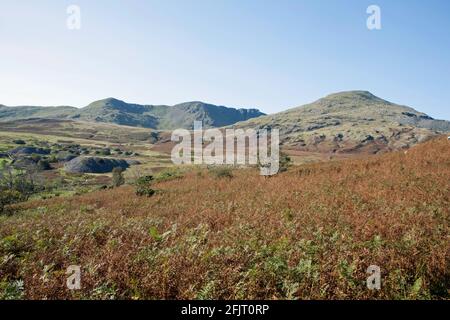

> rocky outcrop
[64,157,130,174]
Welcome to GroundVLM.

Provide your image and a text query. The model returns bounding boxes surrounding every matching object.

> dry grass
[0,137,449,300]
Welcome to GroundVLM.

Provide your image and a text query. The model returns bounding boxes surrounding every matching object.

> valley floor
[0,137,449,299]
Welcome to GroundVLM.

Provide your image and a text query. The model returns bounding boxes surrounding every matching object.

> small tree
[13,169,40,200]
[112,167,125,187]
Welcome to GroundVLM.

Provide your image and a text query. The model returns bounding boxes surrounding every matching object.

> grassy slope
[0,136,448,299]
[232,91,450,153]
[0,119,155,144]
[0,125,173,201]
[0,98,265,130]
[0,105,76,121]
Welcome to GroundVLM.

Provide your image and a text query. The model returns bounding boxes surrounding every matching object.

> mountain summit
[0,98,265,130]
[1,91,448,154]
[232,91,450,153]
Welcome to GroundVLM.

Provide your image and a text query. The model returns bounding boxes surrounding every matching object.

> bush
[30,154,42,162]
[0,279,24,299]
[135,175,155,197]
[0,190,23,215]
[37,160,51,171]
[136,186,156,197]
[257,152,292,174]
[112,167,125,187]
[47,155,58,163]
[136,175,154,186]
[12,139,26,145]
[0,164,42,200]
[278,152,292,173]
[156,168,184,182]
[209,166,233,179]
[101,149,111,156]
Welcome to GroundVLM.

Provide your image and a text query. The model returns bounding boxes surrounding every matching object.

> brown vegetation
[0,137,448,299]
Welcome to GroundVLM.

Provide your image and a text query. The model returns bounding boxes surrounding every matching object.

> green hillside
[232,91,450,154]
[0,105,77,120]
[0,98,264,130]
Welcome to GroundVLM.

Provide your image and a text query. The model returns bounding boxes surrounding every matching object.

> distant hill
[232,91,450,154]
[0,98,265,130]
[0,104,77,120]
[2,92,449,154]
[0,118,156,143]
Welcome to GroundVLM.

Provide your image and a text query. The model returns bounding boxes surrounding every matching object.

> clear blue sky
[0,0,449,120]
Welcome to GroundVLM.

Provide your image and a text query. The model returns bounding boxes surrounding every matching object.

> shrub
[37,160,51,171]
[30,154,42,163]
[136,185,156,197]
[47,155,58,163]
[12,139,26,145]
[136,175,154,186]
[0,190,23,215]
[101,148,111,156]
[111,167,125,187]
[257,151,292,174]
[156,168,184,182]
[0,165,41,200]
[0,279,24,299]
[209,166,233,179]
[135,175,155,197]
[278,152,292,173]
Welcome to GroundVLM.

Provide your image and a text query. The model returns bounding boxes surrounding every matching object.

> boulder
[9,147,50,156]
[56,152,78,162]
[126,160,141,165]
[64,157,130,174]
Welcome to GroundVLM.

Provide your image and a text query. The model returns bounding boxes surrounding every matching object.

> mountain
[232,91,450,154]
[0,104,77,120]
[0,98,265,130]
[2,92,449,154]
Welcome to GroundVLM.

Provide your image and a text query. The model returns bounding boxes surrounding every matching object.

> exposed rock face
[9,147,50,155]
[64,157,130,174]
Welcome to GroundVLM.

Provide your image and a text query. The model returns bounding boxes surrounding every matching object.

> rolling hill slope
[0,98,264,130]
[1,135,448,299]
[232,91,450,154]
[2,91,449,155]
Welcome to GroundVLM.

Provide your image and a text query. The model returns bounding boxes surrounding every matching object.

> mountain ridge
[0,98,265,130]
[231,90,450,154]
[1,91,449,155]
